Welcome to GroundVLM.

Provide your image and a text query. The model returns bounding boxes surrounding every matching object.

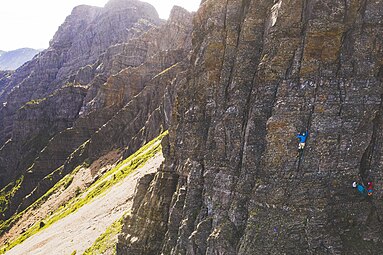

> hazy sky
[0,0,200,51]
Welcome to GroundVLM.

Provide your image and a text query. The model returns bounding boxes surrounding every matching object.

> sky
[0,0,201,51]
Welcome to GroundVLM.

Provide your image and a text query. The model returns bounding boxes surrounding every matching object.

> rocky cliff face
[0,0,158,187]
[0,0,161,145]
[0,1,193,227]
[118,0,383,254]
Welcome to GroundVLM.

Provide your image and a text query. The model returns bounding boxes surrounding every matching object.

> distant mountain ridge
[0,48,40,70]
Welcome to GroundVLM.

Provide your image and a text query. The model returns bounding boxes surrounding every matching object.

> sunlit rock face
[117,0,383,254]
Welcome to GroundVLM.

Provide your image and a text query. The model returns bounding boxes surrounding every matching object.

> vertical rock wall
[119,0,383,254]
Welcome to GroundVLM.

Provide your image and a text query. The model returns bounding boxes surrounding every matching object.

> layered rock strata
[0,0,161,181]
[118,0,383,254]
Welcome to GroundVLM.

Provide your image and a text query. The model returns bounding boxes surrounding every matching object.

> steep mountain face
[0,0,158,188]
[0,0,193,228]
[0,0,161,146]
[0,48,40,71]
[118,0,383,254]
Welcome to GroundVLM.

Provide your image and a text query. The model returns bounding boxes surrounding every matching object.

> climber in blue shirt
[352,181,367,196]
[296,129,309,152]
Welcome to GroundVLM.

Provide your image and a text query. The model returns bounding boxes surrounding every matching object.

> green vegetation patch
[44,130,166,226]
[0,175,24,216]
[0,131,167,254]
[83,215,125,255]
[25,98,46,105]
[31,165,80,210]
[0,165,81,237]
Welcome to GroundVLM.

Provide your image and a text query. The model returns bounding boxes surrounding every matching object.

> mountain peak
[104,0,159,18]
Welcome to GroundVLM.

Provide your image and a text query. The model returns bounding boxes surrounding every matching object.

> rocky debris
[118,0,383,254]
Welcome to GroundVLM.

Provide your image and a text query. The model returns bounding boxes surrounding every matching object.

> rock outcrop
[118,0,383,254]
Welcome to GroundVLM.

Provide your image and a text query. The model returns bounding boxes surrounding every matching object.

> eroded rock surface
[118,0,383,254]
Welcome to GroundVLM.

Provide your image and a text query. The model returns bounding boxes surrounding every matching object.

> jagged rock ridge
[0,0,160,189]
[118,0,383,254]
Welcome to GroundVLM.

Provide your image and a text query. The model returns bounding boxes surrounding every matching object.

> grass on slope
[0,166,76,238]
[0,137,84,236]
[0,176,24,217]
[0,131,167,254]
[82,214,126,255]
